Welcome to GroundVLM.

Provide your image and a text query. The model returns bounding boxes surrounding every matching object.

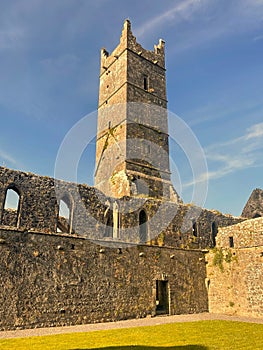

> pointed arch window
[192,220,198,237]
[104,211,113,238]
[211,222,218,247]
[2,186,21,227]
[57,195,73,234]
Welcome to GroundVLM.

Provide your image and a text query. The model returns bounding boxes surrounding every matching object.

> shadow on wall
[72,346,208,350]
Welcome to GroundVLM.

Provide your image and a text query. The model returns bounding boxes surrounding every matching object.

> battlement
[100,19,165,76]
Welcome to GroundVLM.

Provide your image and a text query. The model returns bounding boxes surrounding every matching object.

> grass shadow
[72,346,208,350]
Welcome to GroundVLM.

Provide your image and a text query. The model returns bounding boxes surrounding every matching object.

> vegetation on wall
[212,247,237,272]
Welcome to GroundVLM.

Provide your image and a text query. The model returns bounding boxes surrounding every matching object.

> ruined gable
[242,188,263,219]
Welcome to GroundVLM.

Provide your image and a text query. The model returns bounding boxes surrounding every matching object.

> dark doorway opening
[156,280,169,315]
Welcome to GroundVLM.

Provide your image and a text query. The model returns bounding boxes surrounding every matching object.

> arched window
[104,211,113,238]
[57,196,72,233]
[2,186,21,227]
[139,209,148,243]
[211,222,218,247]
[192,220,198,237]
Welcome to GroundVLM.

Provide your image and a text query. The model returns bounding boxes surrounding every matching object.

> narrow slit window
[211,222,218,247]
[139,209,147,243]
[143,76,148,91]
[192,220,198,237]
[229,236,234,248]
[147,145,151,154]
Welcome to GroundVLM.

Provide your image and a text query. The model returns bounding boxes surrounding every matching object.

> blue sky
[0,0,262,216]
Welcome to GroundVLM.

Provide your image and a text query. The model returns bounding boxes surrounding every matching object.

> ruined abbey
[0,20,262,330]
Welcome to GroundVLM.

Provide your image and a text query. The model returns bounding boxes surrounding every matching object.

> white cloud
[183,122,263,188]
[135,0,263,52]
[135,0,206,38]
[188,99,263,129]
[245,122,263,139]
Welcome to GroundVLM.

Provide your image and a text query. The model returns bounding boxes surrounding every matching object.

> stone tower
[95,19,179,202]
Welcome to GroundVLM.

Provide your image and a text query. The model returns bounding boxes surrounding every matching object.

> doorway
[156,280,169,315]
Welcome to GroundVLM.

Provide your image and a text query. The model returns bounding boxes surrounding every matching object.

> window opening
[143,76,148,91]
[139,209,147,243]
[2,187,20,226]
[211,222,218,247]
[57,198,71,233]
[192,220,198,237]
[105,212,113,238]
[229,236,234,248]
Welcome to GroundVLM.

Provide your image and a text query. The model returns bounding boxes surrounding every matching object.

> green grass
[0,321,262,350]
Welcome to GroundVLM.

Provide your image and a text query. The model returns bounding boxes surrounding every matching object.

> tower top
[123,18,131,31]
[100,20,165,75]
[96,20,179,202]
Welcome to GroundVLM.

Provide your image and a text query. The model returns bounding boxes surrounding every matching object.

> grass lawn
[0,321,262,350]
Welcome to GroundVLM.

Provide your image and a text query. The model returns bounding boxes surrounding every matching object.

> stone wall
[0,167,58,233]
[216,217,263,248]
[162,205,243,249]
[0,228,208,330]
[0,167,110,237]
[0,167,243,249]
[206,218,263,318]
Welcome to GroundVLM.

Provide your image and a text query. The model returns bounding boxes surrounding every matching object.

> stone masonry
[0,167,242,248]
[242,188,263,219]
[95,19,177,201]
[0,228,208,330]
[206,218,263,318]
[0,20,262,331]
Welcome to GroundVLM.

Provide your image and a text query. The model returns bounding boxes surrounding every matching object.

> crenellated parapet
[100,19,165,76]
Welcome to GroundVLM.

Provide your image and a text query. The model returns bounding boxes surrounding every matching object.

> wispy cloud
[0,150,18,166]
[188,99,263,128]
[253,34,263,41]
[0,27,26,50]
[135,0,263,51]
[135,0,206,38]
[184,122,263,187]
[245,122,263,139]
[41,54,81,77]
